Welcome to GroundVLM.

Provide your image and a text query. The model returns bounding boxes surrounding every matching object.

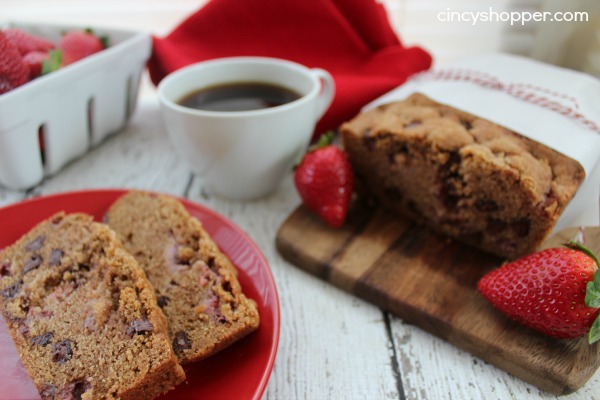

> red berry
[478,243,600,342]
[57,30,104,65]
[2,28,54,55]
[0,32,29,94]
[22,51,49,79]
[294,137,354,228]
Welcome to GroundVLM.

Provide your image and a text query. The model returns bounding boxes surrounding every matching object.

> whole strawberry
[57,29,106,65]
[478,242,600,343]
[0,32,29,94]
[294,132,354,228]
[22,50,62,80]
[22,51,49,79]
[2,27,54,55]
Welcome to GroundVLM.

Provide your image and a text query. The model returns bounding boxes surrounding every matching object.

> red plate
[0,189,280,400]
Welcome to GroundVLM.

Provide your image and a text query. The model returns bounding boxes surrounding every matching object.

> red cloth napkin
[148,0,432,137]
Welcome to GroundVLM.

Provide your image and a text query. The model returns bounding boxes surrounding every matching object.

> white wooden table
[2,1,599,399]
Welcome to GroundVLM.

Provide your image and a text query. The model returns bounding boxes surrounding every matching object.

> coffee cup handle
[311,68,335,120]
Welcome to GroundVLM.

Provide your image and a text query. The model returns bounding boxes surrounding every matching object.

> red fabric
[148,0,432,137]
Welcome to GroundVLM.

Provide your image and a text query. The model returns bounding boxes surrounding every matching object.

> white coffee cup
[157,56,335,200]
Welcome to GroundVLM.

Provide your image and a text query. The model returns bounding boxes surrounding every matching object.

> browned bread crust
[0,212,185,400]
[106,191,260,363]
[341,93,585,259]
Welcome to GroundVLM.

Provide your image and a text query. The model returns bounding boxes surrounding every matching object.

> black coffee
[178,82,301,112]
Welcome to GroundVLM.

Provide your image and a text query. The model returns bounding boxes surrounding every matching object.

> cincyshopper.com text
[437,7,589,26]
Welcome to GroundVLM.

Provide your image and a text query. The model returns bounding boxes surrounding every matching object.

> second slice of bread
[105,191,260,363]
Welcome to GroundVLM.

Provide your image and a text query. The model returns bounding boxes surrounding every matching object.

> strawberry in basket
[58,29,108,65]
[0,31,29,94]
[0,27,108,95]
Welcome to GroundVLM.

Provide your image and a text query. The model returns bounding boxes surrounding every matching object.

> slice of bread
[0,212,185,400]
[105,191,260,363]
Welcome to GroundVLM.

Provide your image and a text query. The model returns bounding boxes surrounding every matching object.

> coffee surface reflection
[178,82,301,112]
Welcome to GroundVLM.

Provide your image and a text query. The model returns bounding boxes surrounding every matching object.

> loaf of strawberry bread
[0,212,185,400]
[340,93,585,259]
[105,191,260,363]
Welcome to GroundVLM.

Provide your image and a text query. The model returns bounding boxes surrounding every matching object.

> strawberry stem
[316,131,335,148]
[307,131,336,153]
[564,240,600,268]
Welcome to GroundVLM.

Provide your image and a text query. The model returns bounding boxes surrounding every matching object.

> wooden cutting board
[275,201,600,395]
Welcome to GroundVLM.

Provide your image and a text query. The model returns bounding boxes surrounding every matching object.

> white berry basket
[0,21,152,189]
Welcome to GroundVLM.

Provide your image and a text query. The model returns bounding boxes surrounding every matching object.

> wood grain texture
[276,201,600,395]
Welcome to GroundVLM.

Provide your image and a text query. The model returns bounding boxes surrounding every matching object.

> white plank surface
[1,1,599,399]
[187,177,402,400]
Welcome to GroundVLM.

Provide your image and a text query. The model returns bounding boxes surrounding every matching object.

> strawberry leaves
[590,312,600,344]
[41,50,62,75]
[586,270,600,344]
[587,271,600,308]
